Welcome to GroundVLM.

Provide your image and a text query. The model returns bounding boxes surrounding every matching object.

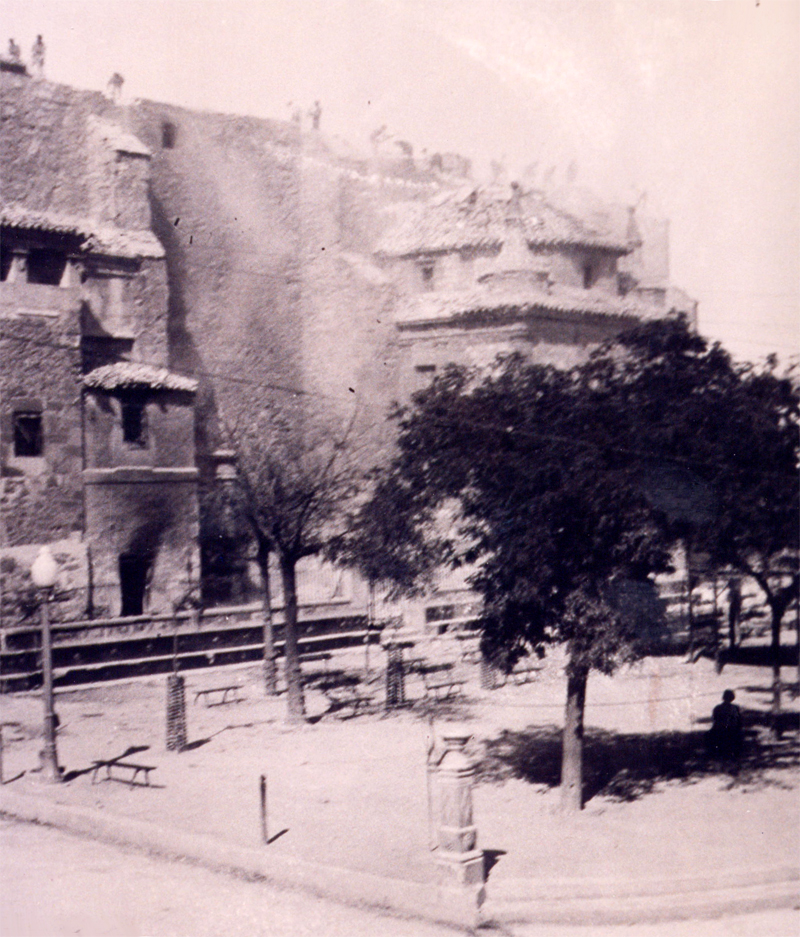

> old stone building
[1,59,694,627]
[1,61,199,621]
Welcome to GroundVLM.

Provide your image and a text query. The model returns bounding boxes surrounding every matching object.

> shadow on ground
[476,708,800,804]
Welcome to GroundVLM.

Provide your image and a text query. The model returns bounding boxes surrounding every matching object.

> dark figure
[7,38,21,63]
[31,35,45,76]
[707,689,743,761]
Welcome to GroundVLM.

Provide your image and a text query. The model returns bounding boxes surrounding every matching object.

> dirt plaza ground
[0,635,797,911]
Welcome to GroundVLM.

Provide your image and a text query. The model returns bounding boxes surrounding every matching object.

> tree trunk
[279,553,306,723]
[770,601,783,737]
[560,665,588,813]
[257,544,278,696]
[727,578,741,650]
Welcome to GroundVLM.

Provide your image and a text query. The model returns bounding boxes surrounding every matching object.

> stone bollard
[433,725,485,920]
[166,673,187,751]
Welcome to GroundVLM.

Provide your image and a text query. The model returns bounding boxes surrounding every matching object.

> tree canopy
[229,406,365,720]
[340,316,799,804]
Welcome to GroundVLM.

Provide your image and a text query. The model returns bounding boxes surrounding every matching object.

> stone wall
[83,471,200,617]
[0,539,89,628]
[0,283,83,546]
[126,100,306,471]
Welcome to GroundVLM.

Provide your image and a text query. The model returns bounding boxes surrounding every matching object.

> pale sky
[3,0,798,366]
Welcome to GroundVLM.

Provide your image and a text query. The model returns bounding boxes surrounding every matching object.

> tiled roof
[375,185,631,257]
[395,283,665,329]
[0,203,165,259]
[83,362,197,392]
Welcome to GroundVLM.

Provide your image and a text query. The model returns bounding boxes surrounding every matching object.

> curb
[1,787,797,929]
[0,787,482,931]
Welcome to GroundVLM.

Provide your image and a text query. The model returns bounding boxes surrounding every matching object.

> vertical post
[39,589,61,782]
[433,726,485,920]
[364,582,374,680]
[166,673,187,751]
[260,773,268,844]
[385,642,405,709]
[0,723,4,784]
[713,574,723,673]
[426,716,439,850]
[479,655,502,690]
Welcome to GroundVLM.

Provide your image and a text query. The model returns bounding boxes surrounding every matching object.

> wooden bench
[194,684,243,707]
[423,668,464,701]
[509,662,542,685]
[92,760,156,787]
[326,685,373,718]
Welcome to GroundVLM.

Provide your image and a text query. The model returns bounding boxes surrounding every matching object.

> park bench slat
[92,759,156,786]
[423,669,464,700]
[193,684,243,706]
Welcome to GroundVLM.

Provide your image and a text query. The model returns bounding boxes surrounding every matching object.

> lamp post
[31,545,61,783]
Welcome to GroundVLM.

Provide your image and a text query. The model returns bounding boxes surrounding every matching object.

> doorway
[119,554,151,617]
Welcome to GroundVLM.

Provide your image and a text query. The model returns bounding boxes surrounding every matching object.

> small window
[415,364,436,374]
[420,262,435,290]
[27,249,67,286]
[161,121,177,149]
[13,411,43,457]
[582,264,593,290]
[121,399,147,447]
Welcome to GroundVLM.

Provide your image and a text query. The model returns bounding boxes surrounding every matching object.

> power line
[2,328,797,481]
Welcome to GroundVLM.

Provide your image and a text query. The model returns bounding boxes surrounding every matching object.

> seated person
[707,689,744,760]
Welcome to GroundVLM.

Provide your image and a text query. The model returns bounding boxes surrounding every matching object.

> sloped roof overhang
[395,284,665,331]
[1,203,165,260]
[83,362,198,393]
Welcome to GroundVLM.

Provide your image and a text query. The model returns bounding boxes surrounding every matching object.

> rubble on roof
[83,362,197,392]
[0,203,165,259]
[87,115,151,157]
[375,184,632,257]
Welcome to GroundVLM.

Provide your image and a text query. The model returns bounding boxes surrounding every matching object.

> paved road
[0,819,797,937]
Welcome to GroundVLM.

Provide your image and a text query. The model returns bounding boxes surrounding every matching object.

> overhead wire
[1,328,797,482]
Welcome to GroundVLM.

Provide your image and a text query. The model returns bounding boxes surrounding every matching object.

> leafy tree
[590,321,799,726]
[341,358,673,811]
[228,407,363,722]
[341,316,799,804]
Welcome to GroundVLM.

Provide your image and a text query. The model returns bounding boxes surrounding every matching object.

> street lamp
[31,545,61,783]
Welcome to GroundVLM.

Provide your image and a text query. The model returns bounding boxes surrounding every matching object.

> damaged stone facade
[1,63,695,626]
[1,67,199,622]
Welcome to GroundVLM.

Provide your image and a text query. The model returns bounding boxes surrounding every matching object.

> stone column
[433,727,485,895]
[6,249,27,283]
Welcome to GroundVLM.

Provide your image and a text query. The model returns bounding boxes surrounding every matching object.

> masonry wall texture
[0,284,83,546]
[2,65,696,625]
[126,100,305,472]
[1,69,200,620]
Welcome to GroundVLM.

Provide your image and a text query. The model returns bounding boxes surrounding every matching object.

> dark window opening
[27,249,67,285]
[415,364,436,374]
[0,247,12,282]
[121,399,147,447]
[582,264,594,290]
[13,411,43,457]
[420,263,435,289]
[161,121,177,148]
[119,554,151,617]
